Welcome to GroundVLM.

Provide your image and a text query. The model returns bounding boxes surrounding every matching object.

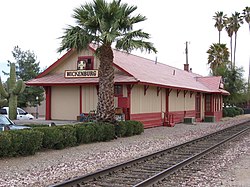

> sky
[0,0,249,82]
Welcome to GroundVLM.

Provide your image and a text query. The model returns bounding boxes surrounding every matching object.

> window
[77,56,94,70]
[0,108,7,115]
[17,108,27,115]
[114,85,123,96]
[205,95,211,112]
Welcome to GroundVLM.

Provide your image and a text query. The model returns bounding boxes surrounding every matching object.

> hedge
[0,120,144,157]
[223,107,244,117]
[0,129,43,157]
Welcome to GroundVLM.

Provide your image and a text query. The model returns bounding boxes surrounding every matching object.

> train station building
[26,44,229,128]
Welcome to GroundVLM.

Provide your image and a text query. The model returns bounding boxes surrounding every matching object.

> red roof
[26,45,229,95]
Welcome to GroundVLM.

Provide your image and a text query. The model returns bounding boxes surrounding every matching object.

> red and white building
[26,45,229,128]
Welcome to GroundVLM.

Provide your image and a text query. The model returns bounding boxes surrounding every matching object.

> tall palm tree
[225,16,234,68]
[213,11,227,44]
[243,7,250,92]
[243,6,250,31]
[207,43,229,76]
[227,12,244,68]
[58,0,157,122]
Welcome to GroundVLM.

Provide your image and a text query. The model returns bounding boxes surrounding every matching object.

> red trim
[80,86,82,114]
[37,49,74,78]
[113,63,134,77]
[78,56,94,70]
[169,110,196,123]
[36,45,96,79]
[26,81,138,87]
[127,85,131,120]
[44,86,51,120]
[131,112,162,128]
[205,111,222,122]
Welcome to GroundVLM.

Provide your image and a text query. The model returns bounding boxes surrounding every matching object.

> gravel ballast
[0,115,250,187]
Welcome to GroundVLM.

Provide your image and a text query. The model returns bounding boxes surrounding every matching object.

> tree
[58,0,157,122]
[225,16,234,67]
[225,12,244,68]
[207,43,229,76]
[223,66,247,106]
[243,6,250,31]
[213,11,227,44]
[11,46,44,107]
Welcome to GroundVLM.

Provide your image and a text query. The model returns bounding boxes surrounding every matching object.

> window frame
[77,56,94,70]
[114,85,123,97]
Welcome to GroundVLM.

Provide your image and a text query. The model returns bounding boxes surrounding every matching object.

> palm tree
[207,43,229,76]
[226,12,244,68]
[213,11,227,44]
[225,16,234,67]
[243,6,250,31]
[243,7,250,94]
[58,0,157,122]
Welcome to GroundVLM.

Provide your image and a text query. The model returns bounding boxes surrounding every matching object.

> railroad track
[49,122,250,187]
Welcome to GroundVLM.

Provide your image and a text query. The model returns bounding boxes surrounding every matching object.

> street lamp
[36,96,39,119]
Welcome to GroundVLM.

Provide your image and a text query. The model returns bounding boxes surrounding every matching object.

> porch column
[44,86,51,120]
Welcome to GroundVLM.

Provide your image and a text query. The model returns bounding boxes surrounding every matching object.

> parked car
[0,107,34,120]
[0,114,30,131]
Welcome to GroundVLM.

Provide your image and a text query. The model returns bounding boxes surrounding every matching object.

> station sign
[64,70,98,78]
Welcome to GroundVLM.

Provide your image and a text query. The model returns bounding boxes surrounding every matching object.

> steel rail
[134,125,250,187]
[49,121,250,187]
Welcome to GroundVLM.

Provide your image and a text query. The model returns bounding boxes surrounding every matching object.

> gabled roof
[26,45,229,95]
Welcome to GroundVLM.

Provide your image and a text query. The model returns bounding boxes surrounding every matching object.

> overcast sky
[0,0,249,81]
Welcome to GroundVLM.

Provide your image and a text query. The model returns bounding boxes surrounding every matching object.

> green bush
[115,122,127,137]
[132,121,144,135]
[34,127,64,149]
[75,124,95,144]
[116,120,144,137]
[223,107,244,117]
[234,107,244,115]
[0,130,43,157]
[0,132,12,157]
[75,122,115,143]
[94,122,115,141]
[25,124,49,128]
[57,126,77,148]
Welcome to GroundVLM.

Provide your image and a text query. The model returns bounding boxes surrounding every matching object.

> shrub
[25,124,49,128]
[223,107,244,117]
[0,132,12,157]
[75,122,115,143]
[115,122,127,137]
[131,121,144,135]
[94,122,115,141]
[116,120,144,137]
[75,124,94,144]
[15,130,43,156]
[34,127,64,149]
[0,130,43,157]
[57,126,77,148]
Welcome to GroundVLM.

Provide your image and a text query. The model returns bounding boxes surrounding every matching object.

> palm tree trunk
[230,36,233,69]
[233,32,237,68]
[96,44,115,122]
[219,31,221,44]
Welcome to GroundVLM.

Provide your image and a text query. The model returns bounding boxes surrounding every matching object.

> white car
[0,107,34,120]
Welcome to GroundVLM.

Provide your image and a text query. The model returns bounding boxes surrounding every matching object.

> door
[195,93,201,120]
